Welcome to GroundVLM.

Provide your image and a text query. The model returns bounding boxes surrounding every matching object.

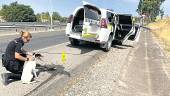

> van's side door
[117,15,136,44]
[128,25,141,42]
[82,2,101,38]
[107,12,115,32]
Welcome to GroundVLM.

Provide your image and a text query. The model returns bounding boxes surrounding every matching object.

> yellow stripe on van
[82,33,97,38]
[82,27,97,38]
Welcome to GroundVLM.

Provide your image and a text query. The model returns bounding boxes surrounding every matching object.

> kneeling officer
[1,31,33,85]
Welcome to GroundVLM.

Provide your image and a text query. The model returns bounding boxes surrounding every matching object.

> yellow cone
[61,51,67,64]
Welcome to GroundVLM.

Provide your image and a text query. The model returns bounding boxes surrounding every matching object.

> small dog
[32,53,43,77]
[21,53,43,84]
[33,53,43,60]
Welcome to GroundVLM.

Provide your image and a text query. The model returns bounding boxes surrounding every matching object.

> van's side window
[107,12,114,23]
[119,15,132,25]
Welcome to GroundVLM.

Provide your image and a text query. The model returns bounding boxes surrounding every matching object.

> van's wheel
[103,35,113,52]
[69,38,79,46]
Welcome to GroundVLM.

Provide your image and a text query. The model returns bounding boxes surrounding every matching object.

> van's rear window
[85,7,99,20]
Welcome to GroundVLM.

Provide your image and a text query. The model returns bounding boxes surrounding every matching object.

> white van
[66,2,140,52]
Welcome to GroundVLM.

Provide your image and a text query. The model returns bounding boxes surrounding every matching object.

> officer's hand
[26,52,33,56]
[27,55,34,61]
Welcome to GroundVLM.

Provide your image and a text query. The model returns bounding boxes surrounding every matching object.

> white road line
[0,29,65,37]
[145,30,152,96]
[34,42,69,52]
[0,42,69,60]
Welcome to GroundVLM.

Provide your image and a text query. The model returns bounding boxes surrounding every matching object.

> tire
[103,35,113,52]
[69,38,79,46]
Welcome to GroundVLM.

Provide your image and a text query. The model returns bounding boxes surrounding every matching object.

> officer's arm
[21,48,27,54]
[15,52,27,61]
[15,43,28,61]
[22,48,33,55]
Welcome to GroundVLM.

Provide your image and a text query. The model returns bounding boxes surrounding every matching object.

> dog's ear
[35,53,43,58]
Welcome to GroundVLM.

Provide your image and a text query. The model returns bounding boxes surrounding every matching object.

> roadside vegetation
[0,1,67,22]
[137,0,165,22]
[148,17,170,52]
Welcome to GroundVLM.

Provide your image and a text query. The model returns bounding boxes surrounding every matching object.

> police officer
[1,31,33,85]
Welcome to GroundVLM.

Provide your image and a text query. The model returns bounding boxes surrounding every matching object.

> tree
[43,12,50,20]
[36,13,41,22]
[0,2,36,22]
[36,11,67,22]
[36,12,50,22]
[137,0,165,22]
[60,17,67,23]
[52,12,62,21]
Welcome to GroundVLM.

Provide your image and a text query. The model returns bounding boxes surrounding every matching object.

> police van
[66,1,140,52]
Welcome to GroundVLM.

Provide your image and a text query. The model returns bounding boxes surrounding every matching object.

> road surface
[59,30,170,96]
[26,29,170,96]
[1,29,170,96]
[0,31,68,59]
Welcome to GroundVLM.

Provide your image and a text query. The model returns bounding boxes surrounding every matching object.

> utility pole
[49,0,54,31]
[140,0,144,26]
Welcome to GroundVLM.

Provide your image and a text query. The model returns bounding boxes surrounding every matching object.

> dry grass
[148,17,170,52]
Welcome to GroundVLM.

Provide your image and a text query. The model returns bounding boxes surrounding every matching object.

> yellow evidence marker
[61,51,67,64]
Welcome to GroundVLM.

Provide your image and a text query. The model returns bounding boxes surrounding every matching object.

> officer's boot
[1,73,9,86]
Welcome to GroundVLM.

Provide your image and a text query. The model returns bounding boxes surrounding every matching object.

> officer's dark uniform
[2,37,26,74]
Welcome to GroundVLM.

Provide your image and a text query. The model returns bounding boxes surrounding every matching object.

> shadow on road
[67,41,134,52]
[112,45,127,49]
[24,64,71,95]
[112,44,134,49]
[119,44,134,48]
[67,42,101,54]
[111,40,134,49]
[36,64,71,77]
[1,64,71,86]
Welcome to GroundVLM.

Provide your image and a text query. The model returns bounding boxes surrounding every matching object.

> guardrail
[0,22,66,26]
[0,22,66,33]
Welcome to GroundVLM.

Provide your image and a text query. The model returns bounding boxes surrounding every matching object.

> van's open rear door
[82,1,101,38]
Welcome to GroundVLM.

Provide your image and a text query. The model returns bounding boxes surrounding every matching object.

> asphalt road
[0,30,104,96]
[28,29,170,96]
[1,29,170,96]
[0,31,68,59]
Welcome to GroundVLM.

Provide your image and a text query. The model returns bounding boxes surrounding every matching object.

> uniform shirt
[5,37,25,61]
